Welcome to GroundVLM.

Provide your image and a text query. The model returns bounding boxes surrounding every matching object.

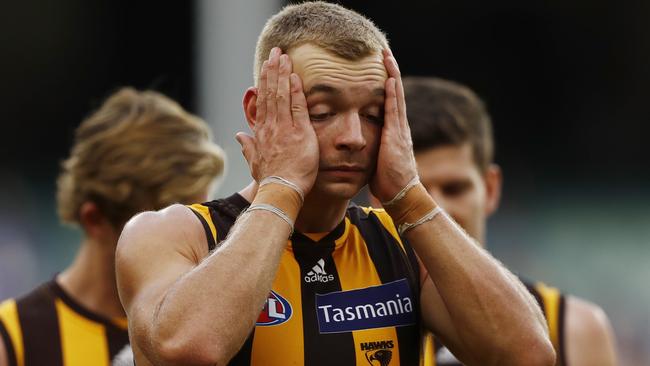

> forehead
[415,144,482,181]
[287,44,387,94]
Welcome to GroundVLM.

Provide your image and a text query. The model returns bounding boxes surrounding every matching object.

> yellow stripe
[535,282,561,353]
[333,223,401,366]
[0,299,24,366]
[250,245,304,366]
[188,203,218,242]
[421,331,435,366]
[55,299,109,366]
[111,317,128,331]
[361,207,406,253]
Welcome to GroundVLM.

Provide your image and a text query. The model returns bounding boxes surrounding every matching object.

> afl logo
[256,290,293,326]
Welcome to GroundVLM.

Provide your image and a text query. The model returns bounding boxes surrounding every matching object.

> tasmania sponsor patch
[315,278,415,333]
[256,290,293,326]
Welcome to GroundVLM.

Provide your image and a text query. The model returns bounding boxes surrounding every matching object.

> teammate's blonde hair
[57,87,225,228]
[254,1,388,82]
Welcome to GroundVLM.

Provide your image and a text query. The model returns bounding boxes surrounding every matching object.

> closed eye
[309,112,335,122]
[363,114,384,126]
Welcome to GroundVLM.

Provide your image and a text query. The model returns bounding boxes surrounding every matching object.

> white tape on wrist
[259,176,305,202]
[398,206,444,236]
[382,175,420,206]
[245,203,294,232]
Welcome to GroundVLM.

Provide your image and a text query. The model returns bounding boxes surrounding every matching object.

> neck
[239,181,349,233]
[57,236,125,319]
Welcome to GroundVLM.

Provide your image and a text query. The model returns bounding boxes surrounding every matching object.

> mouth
[321,165,365,172]
[320,165,366,179]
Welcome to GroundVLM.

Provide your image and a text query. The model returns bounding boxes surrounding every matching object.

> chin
[313,180,363,200]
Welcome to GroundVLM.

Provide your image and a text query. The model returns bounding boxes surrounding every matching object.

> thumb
[235,132,256,163]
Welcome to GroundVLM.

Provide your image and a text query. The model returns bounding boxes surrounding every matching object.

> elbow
[150,325,230,366]
[501,334,556,366]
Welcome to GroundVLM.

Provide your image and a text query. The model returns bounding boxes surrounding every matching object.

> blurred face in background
[415,143,501,244]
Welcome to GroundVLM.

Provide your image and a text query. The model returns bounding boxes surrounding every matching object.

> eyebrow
[305,84,341,97]
[305,84,386,98]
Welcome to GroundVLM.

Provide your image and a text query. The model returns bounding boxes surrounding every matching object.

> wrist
[252,183,303,221]
[383,183,437,227]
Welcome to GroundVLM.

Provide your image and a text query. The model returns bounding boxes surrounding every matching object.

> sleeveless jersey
[0,280,130,366]
[188,193,428,366]
[429,281,567,366]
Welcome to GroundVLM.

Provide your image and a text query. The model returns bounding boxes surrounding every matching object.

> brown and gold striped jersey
[0,280,129,366]
[189,193,428,366]
[429,281,567,366]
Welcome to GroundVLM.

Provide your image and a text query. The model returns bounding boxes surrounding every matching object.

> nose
[335,112,366,151]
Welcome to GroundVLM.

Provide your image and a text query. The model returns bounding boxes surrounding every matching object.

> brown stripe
[16,282,63,366]
[558,294,567,366]
[354,208,421,365]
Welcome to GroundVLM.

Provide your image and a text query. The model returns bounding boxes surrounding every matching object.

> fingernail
[280,54,287,66]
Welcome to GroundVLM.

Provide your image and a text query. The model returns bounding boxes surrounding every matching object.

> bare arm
[0,336,7,366]
[565,296,618,366]
[369,48,555,366]
[116,47,318,366]
[117,200,295,366]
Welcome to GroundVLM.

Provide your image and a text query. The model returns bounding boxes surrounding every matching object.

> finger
[384,77,399,132]
[276,54,291,126]
[265,47,281,124]
[383,49,407,124]
[290,73,310,128]
[235,132,256,164]
[255,60,269,128]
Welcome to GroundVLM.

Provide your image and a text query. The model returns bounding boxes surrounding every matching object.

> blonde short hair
[57,87,225,228]
[254,1,389,82]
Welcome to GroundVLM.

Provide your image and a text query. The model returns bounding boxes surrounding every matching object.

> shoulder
[119,204,204,252]
[566,296,614,341]
[116,204,207,279]
[565,296,618,366]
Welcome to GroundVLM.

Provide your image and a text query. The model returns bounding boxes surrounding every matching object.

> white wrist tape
[245,203,294,232]
[259,176,305,202]
[398,206,444,236]
[382,175,420,206]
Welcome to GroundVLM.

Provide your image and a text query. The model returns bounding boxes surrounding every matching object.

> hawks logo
[256,290,292,326]
[362,340,394,366]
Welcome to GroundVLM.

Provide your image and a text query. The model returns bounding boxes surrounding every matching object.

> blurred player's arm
[374,49,554,366]
[0,335,7,366]
[566,296,618,366]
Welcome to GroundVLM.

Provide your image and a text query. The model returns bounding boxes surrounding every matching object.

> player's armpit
[115,204,208,366]
[565,296,618,366]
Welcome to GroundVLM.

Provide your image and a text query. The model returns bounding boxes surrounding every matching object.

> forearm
[387,185,552,364]
[151,185,299,365]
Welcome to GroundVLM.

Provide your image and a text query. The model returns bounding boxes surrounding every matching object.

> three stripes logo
[304,258,335,283]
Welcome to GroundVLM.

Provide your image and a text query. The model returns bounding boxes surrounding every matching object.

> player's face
[288,44,387,199]
[415,143,501,244]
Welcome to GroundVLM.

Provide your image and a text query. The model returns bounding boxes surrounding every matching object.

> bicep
[565,296,618,366]
[116,205,208,337]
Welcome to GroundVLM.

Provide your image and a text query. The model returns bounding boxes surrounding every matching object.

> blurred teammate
[400,76,618,366]
[0,88,225,366]
[116,3,554,365]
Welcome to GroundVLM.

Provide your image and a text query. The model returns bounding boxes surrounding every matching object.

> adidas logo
[304,258,335,283]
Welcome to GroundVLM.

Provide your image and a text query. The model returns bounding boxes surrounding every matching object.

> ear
[78,201,111,239]
[483,164,502,217]
[243,87,259,131]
